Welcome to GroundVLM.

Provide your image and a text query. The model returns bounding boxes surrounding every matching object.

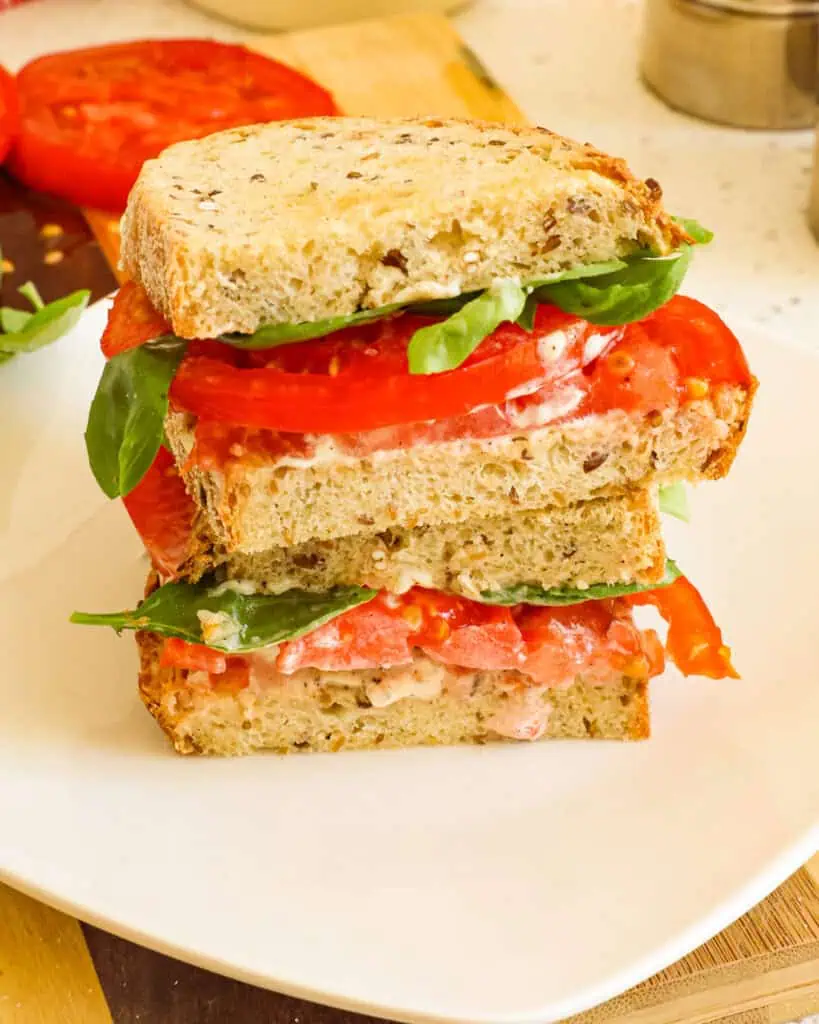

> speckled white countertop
[1,0,818,348]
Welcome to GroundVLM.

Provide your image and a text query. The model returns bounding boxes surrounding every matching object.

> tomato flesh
[101,281,170,357]
[100,282,750,446]
[624,576,738,678]
[8,40,338,211]
[173,295,749,442]
[0,65,19,164]
[160,584,726,689]
[122,446,196,577]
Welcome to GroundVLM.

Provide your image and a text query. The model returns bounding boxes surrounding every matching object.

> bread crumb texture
[138,634,650,756]
[121,116,685,337]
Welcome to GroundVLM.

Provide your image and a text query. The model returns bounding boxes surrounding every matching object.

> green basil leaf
[480,559,681,606]
[0,307,33,333]
[407,279,527,374]
[658,482,690,522]
[533,248,692,326]
[0,288,90,355]
[84,336,187,499]
[223,302,406,349]
[516,293,538,332]
[672,217,714,245]
[524,258,628,289]
[71,580,377,653]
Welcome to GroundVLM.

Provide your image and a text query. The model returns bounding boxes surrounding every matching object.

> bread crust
[167,384,754,551]
[137,633,650,756]
[120,116,686,337]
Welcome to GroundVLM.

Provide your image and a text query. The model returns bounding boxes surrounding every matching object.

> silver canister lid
[641,0,819,129]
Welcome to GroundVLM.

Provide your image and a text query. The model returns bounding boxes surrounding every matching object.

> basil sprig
[84,336,187,498]
[479,559,681,606]
[71,580,377,653]
[0,281,90,365]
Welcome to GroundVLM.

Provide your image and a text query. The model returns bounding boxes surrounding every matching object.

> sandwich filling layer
[74,569,737,741]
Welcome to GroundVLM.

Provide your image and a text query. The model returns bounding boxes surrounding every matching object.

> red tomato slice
[171,296,749,436]
[8,39,338,211]
[101,282,171,357]
[624,576,738,679]
[122,446,196,577]
[171,308,591,434]
[0,65,19,164]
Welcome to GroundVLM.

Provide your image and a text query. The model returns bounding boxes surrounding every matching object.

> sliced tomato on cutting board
[8,39,338,211]
[0,64,19,164]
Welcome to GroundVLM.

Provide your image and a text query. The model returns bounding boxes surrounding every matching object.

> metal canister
[641,0,819,129]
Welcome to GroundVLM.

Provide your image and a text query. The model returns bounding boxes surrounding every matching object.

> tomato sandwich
[73,116,756,755]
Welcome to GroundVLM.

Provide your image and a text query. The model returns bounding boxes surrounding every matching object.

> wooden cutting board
[4,10,816,1023]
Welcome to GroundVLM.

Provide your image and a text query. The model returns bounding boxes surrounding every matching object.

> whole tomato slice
[171,309,587,434]
[8,39,338,211]
[0,65,19,164]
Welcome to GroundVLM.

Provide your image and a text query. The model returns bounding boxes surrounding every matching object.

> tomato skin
[100,283,750,440]
[122,446,196,577]
[170,315,553,434]
[8,40,338,211]
[171,296,749,436]
[624,576,738,679]
[101,282,170,357]
[0,65,19,164]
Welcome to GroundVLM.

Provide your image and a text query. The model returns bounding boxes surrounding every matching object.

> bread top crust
[120,116,686,337]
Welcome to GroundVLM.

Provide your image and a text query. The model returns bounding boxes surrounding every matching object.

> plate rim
[3,824,818,1024]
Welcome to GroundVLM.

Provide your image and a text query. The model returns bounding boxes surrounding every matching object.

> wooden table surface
[1,12,817,1023]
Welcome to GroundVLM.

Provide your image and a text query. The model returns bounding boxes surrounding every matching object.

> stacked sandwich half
[74,117,755,755]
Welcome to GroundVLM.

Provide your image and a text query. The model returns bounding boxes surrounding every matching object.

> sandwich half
[75,116,755,755]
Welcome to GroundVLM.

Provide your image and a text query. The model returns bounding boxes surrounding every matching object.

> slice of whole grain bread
[180,490,666,599]
[137,633,649,756]
[120,116,686,338]
[166,383,753,552]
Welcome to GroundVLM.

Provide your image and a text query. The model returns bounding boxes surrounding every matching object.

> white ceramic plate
[0,301,817,1024]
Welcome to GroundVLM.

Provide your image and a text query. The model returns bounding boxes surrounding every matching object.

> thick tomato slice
[122,446,196,577]
[171,296,749,436]
[8,39,338,211]
[0,65,18,164]
[101,282,170,357]
[624,576,738,679]
[171,307,590,434]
